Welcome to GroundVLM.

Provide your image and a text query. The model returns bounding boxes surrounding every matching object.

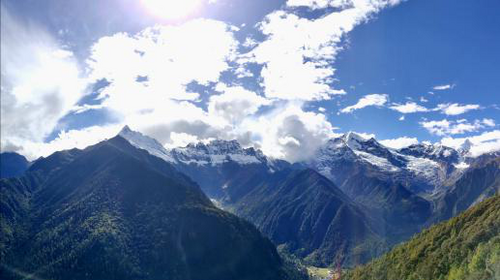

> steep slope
[345,195,500,280]
[307,133,459,195]
[0,136,304,280]
[432,156,500,223]
[0,152,29,179]
[116,127,435,265]
[118,126,290,200]
[231,169,387,267]
[339,173,432,241]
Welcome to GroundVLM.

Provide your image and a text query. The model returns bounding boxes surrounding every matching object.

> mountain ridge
[0,135,305,280]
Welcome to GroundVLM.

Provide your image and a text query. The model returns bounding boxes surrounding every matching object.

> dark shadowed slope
[345,195,500,280]
[432,156,500,223]
[231,168,387,267]
[0,136,305,280]
[0,152,29,179]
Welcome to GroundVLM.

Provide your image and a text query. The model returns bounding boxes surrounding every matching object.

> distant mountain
[432,156,500,223]
[345,195,500,280]
[119,126,291,200]
[0,135,305,280]
[305,133,435,239]
[231,168,387,267]
[0,152,29,179]
[307,132,463,195]
[115,127,498,268]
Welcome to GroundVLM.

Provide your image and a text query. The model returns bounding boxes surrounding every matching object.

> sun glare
[142,0,202,20]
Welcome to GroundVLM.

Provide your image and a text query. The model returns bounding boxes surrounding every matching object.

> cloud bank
[0,5,86,157]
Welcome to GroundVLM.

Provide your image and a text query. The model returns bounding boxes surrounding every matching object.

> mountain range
[116,127,500,266]
[0,136,305,280]
[1,126,499,274]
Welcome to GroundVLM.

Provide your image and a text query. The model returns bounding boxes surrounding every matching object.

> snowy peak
[173,139,270,167]
[342,132,371,150]
[311,133,464,193]
[118,126,175,163]
[118,126,277,168]
[119,125,133,135]
[459,139,473,154]
[185,139,243,155]
[398,143,459,164]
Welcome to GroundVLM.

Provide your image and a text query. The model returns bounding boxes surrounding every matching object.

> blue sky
[1,0,499,161]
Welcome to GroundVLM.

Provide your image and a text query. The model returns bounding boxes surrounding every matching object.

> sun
[142,0,202,20]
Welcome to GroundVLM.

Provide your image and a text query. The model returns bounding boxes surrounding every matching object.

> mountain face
[230,168,387,267]
[0,136,305,280]
[345,195,500,280]
[432,156,500,223]
[307,132,463,195]
[0,152,29,179]
[119,128,390,267]
[119,126,291,201]
[304,133,437,238]
[116,127,498,267]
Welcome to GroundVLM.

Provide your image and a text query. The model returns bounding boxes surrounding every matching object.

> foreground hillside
[0,136,305,280]
[345,195,500,280]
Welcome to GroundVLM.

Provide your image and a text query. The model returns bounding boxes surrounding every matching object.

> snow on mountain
[118,126,176,163]
[458,139,473,155]
[117,126,488,195]
[308,132,462,193]
[171,140,271,167]
[118,126,278,169]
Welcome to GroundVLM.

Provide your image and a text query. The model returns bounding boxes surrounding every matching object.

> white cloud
[433,84,455,91]
[420,118,494,136]
[340,94,388,113]
[380,136,419,149]
[399,115,405,121]
[10,125,121,160]
[82,19,241,149]
[441,130,500,157]
[389,102,429,114]
[482,118,496,127]
[208,84,271,124]
[88,19,238,107]
[0,5,86,154]
[168,132,201,148]
[244,102,336,162]
[436,103,480,116]
[286,0,352,9]
[247,0,403,101]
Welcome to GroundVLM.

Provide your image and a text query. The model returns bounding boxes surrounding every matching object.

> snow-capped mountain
[307,132,466,194]
[118,126,492,198]
[115,126,499,262]
[170,140,282,169]
[118,126,289,199]
[119,125,281,169]
[119,125,176,163]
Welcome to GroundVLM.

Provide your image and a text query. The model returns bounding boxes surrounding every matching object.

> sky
[1,0,499,162]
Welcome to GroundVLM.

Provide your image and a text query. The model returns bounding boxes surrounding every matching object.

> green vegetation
[344,195,500,280]
[0,136,307,280]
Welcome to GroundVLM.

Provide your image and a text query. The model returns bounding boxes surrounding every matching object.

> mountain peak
[117,126,175,163]
[343,131,369,142]
[459,139,473,154]
[119,125,133,135]
[341,131,372,150]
